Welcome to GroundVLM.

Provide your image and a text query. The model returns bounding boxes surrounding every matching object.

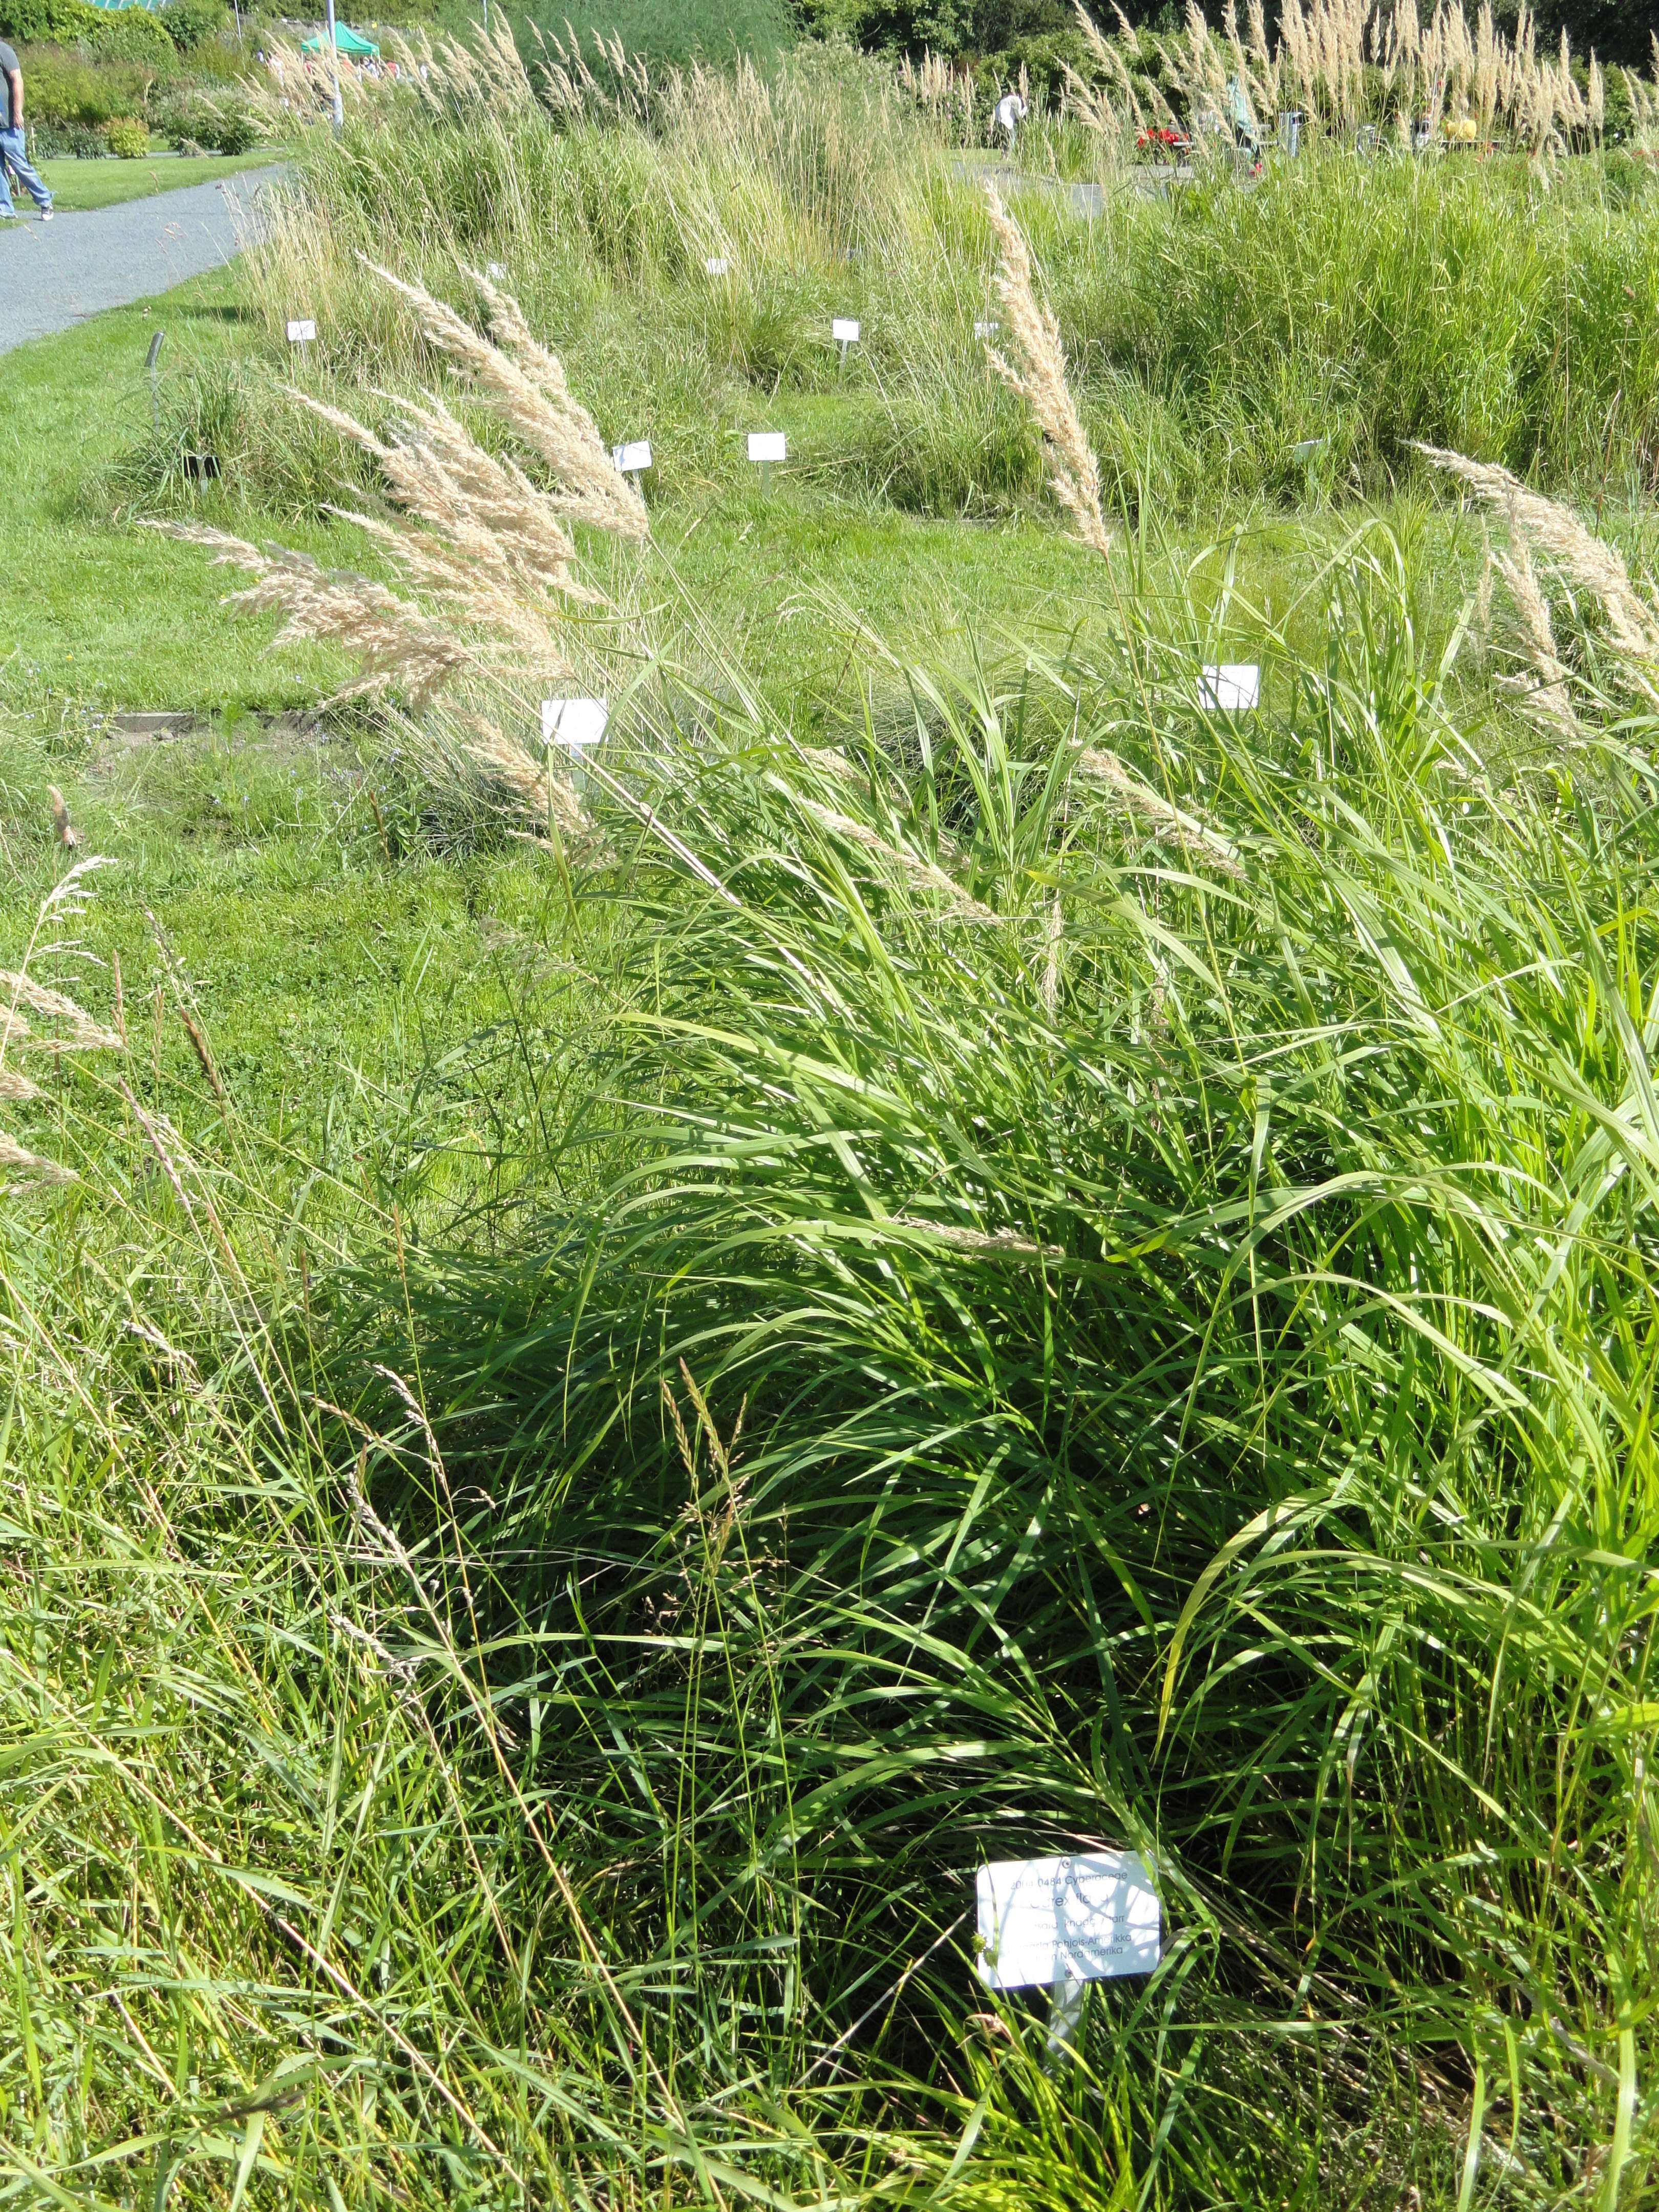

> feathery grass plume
[1415,443,1659,669]
[366,262,649,543]
[1494,520,1578,735]
[286,389,601,684]
[1076,747,1246,876]
[152,266,647,712]
[0,1131,73,1183]
[145,522,476,704]
[1038,890,1062,1016]
[1066,3,1140,141]
[530,17,652,123]
[235,32,407,136]
[1,860,123,1186]
[795,793,1001,922]
[470,15,537,110]
[981,185,1112,558]
[288,386,595,606]
[891,1214,1064,1259]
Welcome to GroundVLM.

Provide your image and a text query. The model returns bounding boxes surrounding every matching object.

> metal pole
[325,0,343,129]
[145,330,165,429]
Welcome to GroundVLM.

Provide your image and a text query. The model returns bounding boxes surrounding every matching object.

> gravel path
[0,165,288,355]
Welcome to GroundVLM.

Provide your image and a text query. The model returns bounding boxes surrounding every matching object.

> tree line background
[801,0,1658,80]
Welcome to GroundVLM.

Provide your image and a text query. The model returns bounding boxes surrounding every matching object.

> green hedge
[0,0,215,61]
[157,0,228,52]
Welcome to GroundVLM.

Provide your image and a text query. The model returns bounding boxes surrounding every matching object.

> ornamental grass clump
[345,513,1659,2204]
[0,859,122,1184]
[155,263,647,824]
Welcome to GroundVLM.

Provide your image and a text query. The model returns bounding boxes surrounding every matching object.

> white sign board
[1290,436,1325,462]
[974,318,1001,338]
[832,316,860,344]
[286,318,316,344]
[485,261,507,280]
[611,439,653,474]
[1199,663,1260,712]
[976,1851,1159,1991]
[705,254,731,275]
[748,432,786,464]
[541,697,608,752]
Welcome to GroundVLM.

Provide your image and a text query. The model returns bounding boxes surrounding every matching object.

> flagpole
[325,0,343,127]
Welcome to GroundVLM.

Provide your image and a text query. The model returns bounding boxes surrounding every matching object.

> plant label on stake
[485,261,507,279]
[977,1850,1160,1990]
[1291,436,1326,464]
[542,697,608,753]
[1198,664,1260,712]
[748,430,785,494]
[705,255,731,275]
[832,316,859,374]
[977,1851,1160,2060]
[286,318,316,344]
[974,318,1000,339]
[611,439,653,476]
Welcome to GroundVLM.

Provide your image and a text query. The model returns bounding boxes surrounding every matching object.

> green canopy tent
[300,23,379,55]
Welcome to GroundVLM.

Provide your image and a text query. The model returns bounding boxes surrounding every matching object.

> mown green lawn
[0,256,1482,1160]
[0,257,1480,732]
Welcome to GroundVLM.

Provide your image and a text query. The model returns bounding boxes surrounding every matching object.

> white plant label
[612,439,653,474]
[1199,663,1260,712]
[286,318,316,344]
[748,432,786,464]
[705,254,731,275]
[974,318,1001,338]
[832,317,860,344]
[541,697,608,752]
[485,261,507,279]
[1291,436,1326,462]
[977,1851,1160,1990]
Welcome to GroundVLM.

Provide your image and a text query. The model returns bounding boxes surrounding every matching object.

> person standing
[993,90,1026,154]
[0,39,54,222]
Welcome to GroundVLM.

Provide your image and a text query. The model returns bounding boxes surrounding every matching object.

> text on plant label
[976,1850,1160,1990]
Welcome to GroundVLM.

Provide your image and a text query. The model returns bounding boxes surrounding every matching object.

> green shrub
[19,46,159,124]
[87,6,176,62]
[192,99,256,151]
[158,0,227,50]
[0,0,102,41]
[105,109,148,151]
[0,0,179,62]
[25,113,107,151]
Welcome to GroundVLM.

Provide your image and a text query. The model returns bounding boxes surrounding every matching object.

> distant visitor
[0,37,53,223]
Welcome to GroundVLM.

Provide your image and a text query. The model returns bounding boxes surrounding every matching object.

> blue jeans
[0,126,52,215]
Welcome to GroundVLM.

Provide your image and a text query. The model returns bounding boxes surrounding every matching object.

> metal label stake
[145,330,165,428]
